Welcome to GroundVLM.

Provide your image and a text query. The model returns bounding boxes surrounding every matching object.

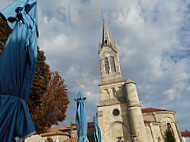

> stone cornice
[142,111,175,116]
[98,97,127,107]
[128,104,141,108]
[99,78,126,86]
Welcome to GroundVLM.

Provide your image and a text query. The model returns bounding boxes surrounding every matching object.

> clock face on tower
[105,53,111,57]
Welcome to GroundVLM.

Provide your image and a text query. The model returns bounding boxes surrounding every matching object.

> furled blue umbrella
[75,92,89,142]
[0,0,38,141]
[93,115,102,142]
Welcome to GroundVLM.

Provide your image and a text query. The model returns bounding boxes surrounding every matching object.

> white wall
[183,136,190,142]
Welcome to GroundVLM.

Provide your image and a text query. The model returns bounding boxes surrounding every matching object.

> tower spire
[102,19,112,45]
[99,19,125,85]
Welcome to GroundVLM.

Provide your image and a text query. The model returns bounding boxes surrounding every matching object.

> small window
[112,88,116,97]
[105,40,107,44]
[111,56,116,72]
[113,109,120,116]
[105,57,110,74]
[157,137,161,142]
[167,123,172,129]
[167,123,174,135]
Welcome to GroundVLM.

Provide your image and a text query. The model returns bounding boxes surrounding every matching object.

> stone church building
[97,20,183,142]
[26,21,183,142]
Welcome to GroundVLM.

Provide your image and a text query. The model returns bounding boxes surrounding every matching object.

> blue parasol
[0,0,38,141]
[93,115,102,142]
[75,92,89,142]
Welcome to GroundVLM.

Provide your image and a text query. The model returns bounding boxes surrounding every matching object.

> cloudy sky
[0,0,190,131]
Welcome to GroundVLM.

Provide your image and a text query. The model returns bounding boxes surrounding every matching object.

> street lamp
[70,121,75,142]
[132,135,137,142]
[116,136,123,142]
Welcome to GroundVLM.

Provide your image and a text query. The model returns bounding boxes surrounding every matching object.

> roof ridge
[142,107,175,113]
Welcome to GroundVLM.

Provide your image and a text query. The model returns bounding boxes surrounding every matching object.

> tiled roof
[65,137,78,142]
[42,124,77,137]
[181,131,190,136]
[42,122,94,137]
[144,121,160,124]
[142,108,175,113]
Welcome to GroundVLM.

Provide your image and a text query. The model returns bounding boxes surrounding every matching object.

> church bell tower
[97,20,131,142]
[99,20,125,86]
[97,20,147,142]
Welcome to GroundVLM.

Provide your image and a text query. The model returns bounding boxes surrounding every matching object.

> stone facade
[26,20,183,142]
[97,20,183,142]
[98,20,132,142]
[142,108,183,142]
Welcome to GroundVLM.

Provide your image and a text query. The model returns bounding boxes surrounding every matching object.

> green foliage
[164,128,176,142]
[45,137,54,142]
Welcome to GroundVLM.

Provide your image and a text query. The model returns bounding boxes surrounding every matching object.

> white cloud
[0,1,13,9]
[1,0,190,131]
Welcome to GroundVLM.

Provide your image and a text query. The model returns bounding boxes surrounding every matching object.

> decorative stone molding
[99,77,126,86]
[97,111,103,117]
[98,97,127,107]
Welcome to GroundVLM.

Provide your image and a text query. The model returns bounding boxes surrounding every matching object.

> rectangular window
[111,56,116,72]
[105,57,110,74]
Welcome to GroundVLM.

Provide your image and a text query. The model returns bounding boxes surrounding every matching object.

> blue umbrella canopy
[0,0,38,141]
[75,92,89,142]
[93,115,102,142]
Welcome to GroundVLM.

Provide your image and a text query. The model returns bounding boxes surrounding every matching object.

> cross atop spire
[102,19,112,45]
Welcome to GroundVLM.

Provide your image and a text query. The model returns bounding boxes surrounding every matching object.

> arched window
[110,56,116,72]
[167,123,174,135]
[105,57,110,74]
[104,89,110,99]
[157,136,161,142]
[105,40,107,44]
[112,88,116,97]
[167,123,171,128]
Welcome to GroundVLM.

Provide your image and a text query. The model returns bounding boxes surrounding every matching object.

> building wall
[145,124,154,142]
[145,123,163,142]
[26,135,73,142]
[98,104,132,142]
[125,81,148,142]
[183,137,190,142]
[25,135,44,142]
[143,112,183,142]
